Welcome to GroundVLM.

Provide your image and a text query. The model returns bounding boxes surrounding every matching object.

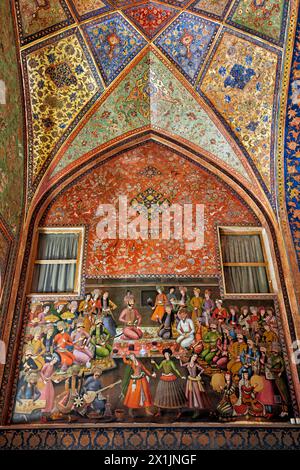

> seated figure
[119,296,143,340]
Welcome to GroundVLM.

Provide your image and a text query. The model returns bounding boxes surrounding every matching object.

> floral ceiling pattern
[3,0,299,268]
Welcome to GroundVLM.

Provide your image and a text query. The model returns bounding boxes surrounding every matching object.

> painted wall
[43,141,258,277]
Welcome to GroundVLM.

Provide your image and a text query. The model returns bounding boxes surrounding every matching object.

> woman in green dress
[151,348,186,417]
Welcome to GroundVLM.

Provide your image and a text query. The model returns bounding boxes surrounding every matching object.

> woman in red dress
[234,368,265,418]
[121,353,156,417]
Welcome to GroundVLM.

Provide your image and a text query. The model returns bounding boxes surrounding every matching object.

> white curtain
[221,234,269,294]
[32,233,78,293]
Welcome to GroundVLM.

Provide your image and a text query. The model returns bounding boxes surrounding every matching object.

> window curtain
[221,234,269,294]
[32,233,79,293]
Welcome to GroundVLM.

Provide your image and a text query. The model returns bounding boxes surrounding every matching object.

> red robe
[123,358,153,409]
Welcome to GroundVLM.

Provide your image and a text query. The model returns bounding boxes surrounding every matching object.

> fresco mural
[123,2,178,39]
[12,286,291,424]
[199,30,281,195]
[44,142,258,277]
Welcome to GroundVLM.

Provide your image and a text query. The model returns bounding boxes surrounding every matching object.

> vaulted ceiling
[3,0,300,271]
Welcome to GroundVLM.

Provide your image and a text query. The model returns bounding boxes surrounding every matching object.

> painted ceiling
[2,1,300,268]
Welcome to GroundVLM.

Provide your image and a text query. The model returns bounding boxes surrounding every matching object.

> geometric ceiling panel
[123,2,178,39]
[68,0,112,21]
[52,51,252,185]
[189,0,232,20]
[154,12,219,85]
[227,0,289,46]
[14,0,74,46]
[23,29,104,185]
[149,52,251,182]
[199,29,281,194]
[82,13,147,86]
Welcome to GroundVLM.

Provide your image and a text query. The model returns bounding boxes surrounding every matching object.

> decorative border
[283,5,300,269]
[197,27,283,207]
[81,12,147,86]
[188,0,232,21]
[154,11,220,86]
[14,0,75,47]
[21,27,104,198]
[68,0,113,22]
[0,425,300,450]
[226,0,290,47]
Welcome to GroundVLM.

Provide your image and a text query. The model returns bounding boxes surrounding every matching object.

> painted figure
[151,349,186,418]
[180,353,210,417]
[71,320,93,367]
[119,296,143,340]
[56,365,83,415]
[234,368,265,417]
[82,368,106,416]
[101,291,117,336]
[40,354,60,414]
[201,320,221,364]
[158,304,174,340]
[189,288,203,323]
[227,333,247,376]
[151,286,168,322]
[176,309,195,349]
[53,321,74,371]
[90,317,112,358]
[216,371,237,420]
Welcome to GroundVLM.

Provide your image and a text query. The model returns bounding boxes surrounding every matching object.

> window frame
[217,226,275,297]
[29,227,84,297]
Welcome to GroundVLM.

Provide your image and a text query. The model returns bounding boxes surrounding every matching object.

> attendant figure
[212,326,232,370]
[176,309,195,349]
[29,327,46,370]
[123,289,133,305]
[79,293,94,333]
[258,306,267,326]
[101,291,117,336]
[167,286,177,309]
[91,289,102,316]
[151,349,186,418]
[54,301,67,319]
[43,325,55,360]
[189,288,204,324]
[202,306,211,327]
[71,320,93,367]
[151,286,168,322]
[233,368,265,417]
[158,305,174,340]
[56,365,83,415]
[121,353,155,417]
[202,289,214,313]
[178,286,189,309]
[265,307,277,331]
[16,372,41,403]
[227,333,247,376]
[60,300,78,333]
[262,324,278,353]
[180,353,210,418]
[201,320,221,364]
[216,371,237,420]
[53,321,74,372]
[269,343,289,418]
[90,317,112,359]
[227,306,239,327]
[240,338,260,377]
[212,300,228,330]
[119,296,143,340]
[256,346,276,416]
[248,306,260,333]
[37,304,51,325]
[238,306,250,333]
[40,354,60,414]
